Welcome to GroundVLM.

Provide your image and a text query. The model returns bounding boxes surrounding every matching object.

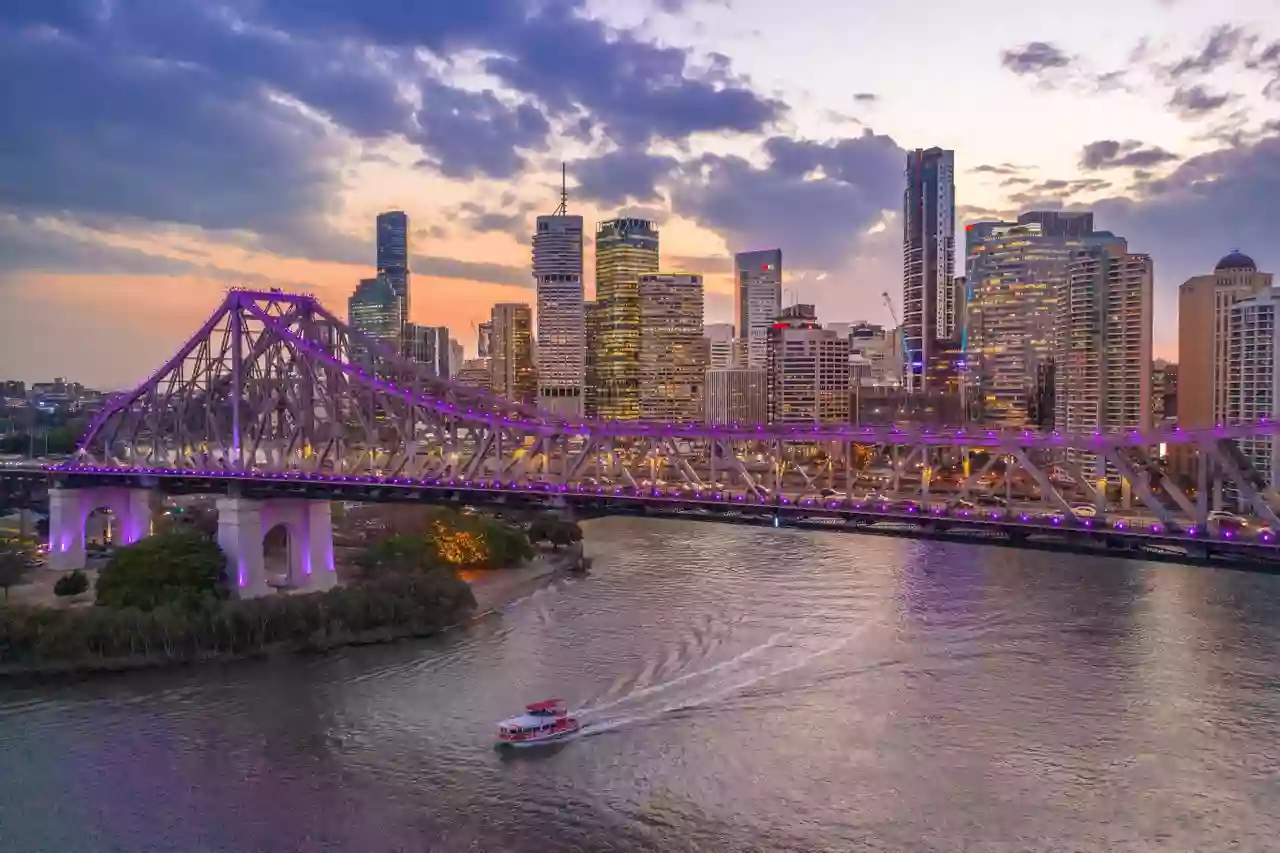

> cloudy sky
[3,0,1279,389]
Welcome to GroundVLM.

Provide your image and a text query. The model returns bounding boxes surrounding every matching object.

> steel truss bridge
[8,289,1280,590]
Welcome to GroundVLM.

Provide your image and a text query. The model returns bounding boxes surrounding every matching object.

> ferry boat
[495,699,582,747]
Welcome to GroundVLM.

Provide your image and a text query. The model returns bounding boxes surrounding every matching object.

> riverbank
[0,547,586,680]
[467,546,587,615]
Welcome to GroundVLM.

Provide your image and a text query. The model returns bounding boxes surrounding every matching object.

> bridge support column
[216,497,338,600]
[47,487,152,572]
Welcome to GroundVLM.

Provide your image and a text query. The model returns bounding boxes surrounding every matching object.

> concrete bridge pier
[47,486,151,571]
[216,497,338,599]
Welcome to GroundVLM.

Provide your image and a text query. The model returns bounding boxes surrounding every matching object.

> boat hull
[496,720,582,748]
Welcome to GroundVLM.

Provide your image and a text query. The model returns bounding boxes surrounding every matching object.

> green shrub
[95,531,227,612]
[53,570,89,597]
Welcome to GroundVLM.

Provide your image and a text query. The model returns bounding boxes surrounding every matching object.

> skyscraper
[902,147,957,393]
[403,323,451,377]
[489,303,536,405]
[594,217,659,420]
[966,217,1117,428]
[1056,241,1153,478]
[1177,251,1272,431]
[376,211,410,329]
[766,305,850,425]
[734,249,782,369]
[638,273,706,422]
[705,368,767,425]
[583,301,600,418]
[704,322,736,369]
[533,172,586,417]
[1227,288,1280,502]
[347,276,401,363]
[477,321,493,358]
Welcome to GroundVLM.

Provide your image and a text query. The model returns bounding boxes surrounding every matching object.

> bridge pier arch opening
[216,497,337,599]
[47,487,151,572]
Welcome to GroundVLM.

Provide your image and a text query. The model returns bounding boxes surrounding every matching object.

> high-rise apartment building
[533,181,586,417]
[705,368,767,425]
[1055,242,1153,476]
[966,217,1116,429]
[583,301,600,418]
[376,211,410,329]
[476,321,493,359]
[638,273,706,423]
[1152,359,1178,422]
[489,303,535,404]
[594,218,659,420]
[734,249,782,369]
[348,276,402,362]
[1177,252,1272,430]
[766,305,851,425]
[902,147,957,393]
[456,358,492,390]
[849,322,894,387]
[448,339,464,378]
[404,324,451,377]
[704,322,736,369]
[1226,288,1280,498]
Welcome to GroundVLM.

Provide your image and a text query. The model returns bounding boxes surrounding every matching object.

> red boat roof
[526,699,564,712]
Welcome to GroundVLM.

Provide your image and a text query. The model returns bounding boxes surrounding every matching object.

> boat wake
[574,627,866,738]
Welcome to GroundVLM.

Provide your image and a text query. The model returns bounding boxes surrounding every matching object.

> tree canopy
[95,531,227,611]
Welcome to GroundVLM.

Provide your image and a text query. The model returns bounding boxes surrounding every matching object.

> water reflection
[2,517,1279,852]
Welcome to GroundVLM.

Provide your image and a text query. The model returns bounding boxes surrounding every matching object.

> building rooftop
[1215,250,1257,271]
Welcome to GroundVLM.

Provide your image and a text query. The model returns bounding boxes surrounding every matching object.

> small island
[0,505,585,677]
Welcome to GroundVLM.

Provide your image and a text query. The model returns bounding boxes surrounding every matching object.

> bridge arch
[47,487,151,571]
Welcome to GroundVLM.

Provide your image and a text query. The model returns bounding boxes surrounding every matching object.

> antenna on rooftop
[552,162,569,216]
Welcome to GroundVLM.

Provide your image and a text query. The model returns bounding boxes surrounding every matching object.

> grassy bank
[0,570,478,677]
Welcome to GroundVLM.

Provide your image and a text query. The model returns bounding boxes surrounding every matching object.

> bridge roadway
[6,462,1278,571]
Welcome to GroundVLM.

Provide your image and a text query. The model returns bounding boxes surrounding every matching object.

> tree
[54,570,90,597]
[526,513,558,546]
[0,542,29,601]
[354,534,442,579]
[95,531,227,611]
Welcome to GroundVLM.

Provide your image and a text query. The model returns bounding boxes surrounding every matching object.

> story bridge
[4,289,1280,596]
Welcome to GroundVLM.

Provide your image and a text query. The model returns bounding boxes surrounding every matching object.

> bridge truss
[61,290,1280,541]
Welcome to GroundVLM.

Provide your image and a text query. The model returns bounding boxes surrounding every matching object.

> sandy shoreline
[466,550,582,615]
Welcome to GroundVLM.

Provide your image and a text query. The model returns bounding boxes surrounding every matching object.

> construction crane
[881,291,910,366]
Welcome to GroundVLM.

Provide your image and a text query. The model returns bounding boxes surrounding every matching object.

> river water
[2,518,1279,852]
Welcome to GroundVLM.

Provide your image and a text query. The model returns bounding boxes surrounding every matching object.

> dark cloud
[253,0,785,146]
[1005,178,1112,208]
[853,93,878,103]
[972,163,1023,175]
[669,131,903,269]
[1169,84,1234,118]
[570,149,679,207]
[1000,42,1072,76]
[0,0,783,276]
[1093,130,1280,328]
[452,200,537,244]
[0,22,346,245]
[1080,140,1179,170]
[1001,176,1033,186]
[410,82,550,180]
[1247,40,1280,98]
[0,215,281,285]
[1167,24,1254,79]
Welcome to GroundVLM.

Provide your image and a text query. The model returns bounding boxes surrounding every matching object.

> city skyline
[3,1,1280,387]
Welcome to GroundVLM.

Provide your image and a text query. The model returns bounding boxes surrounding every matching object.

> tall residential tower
[594,217,659,420]
[734,249,782,369]
[902,148,957,393]
[533,168,586,417]
[376,211,410,330]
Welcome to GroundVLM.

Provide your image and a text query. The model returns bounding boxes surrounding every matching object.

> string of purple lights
[46,463,1274,546]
